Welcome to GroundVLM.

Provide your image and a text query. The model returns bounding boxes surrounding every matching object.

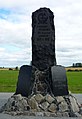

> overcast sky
[0,0,82,67]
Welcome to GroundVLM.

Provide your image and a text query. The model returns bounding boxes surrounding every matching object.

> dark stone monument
[15,7,69,97]
[50,65,69,96]
[32,8,56,70]
[15,65,32,97]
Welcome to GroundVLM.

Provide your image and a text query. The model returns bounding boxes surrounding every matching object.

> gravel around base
[0,93,82,119]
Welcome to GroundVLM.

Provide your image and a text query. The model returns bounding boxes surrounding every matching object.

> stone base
[0,93,82,117]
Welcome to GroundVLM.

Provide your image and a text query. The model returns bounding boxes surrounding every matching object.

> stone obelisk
[32,8,56,70]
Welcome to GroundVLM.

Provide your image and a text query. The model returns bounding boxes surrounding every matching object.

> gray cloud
[0,0,82,67]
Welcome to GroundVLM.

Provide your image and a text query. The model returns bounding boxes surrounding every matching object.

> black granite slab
[51,65,69,96]
[15,65,32,97]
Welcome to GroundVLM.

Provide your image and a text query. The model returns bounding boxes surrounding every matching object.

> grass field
[0,69,82,93]
[0,70,19,92]
[66,71,82,93]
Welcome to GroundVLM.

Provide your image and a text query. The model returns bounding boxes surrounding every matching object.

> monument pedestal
[0,93,82,117]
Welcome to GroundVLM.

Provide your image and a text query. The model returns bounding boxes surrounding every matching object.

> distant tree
[15,66,18,70]
[9,68,13,70]
[74,69,79,72]
[76,63,81,67]
[73,63,75,67]
[67,69,73,72]
[73,63,82,67]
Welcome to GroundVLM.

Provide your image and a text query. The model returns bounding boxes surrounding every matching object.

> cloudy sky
[0,0,82,67]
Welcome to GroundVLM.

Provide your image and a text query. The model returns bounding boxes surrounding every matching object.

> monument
[1,8,82,117]
[32,8,56,70]
[15,7,68,97]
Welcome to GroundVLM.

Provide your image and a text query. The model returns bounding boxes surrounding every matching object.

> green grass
[66,71,82,93]
[0,70,19,92]
[0,70,82,93]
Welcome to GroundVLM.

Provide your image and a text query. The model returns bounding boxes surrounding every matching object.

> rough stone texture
[28,96,38,110]
[69,96,80,112]
[56,112,63,117]
[45,94,55,104]
[40,101,49,110]
[0,94,82,117]
[34,94,44,103]
[74,112,82,117]
[50,113,57,117]
[62,112,69,117]
[32,8,56,70]
[44,112,51,116]
[12,94,23,101]
[1,94,30,112]
[35,112,44,116]
[56,96,64,103]
[32,69,52,95]
[48,103,57,113]
[58,101,68,112]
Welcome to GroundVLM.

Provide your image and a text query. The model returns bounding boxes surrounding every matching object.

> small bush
[9,68,13,70]
[67,69,73,72]
[15,66,18,71]
[79,70,82,71]
[74,69,79,72]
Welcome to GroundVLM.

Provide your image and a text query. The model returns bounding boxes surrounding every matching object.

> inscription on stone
[32,8,56,70]
[51,66,69,96]
[36,25,50,42]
